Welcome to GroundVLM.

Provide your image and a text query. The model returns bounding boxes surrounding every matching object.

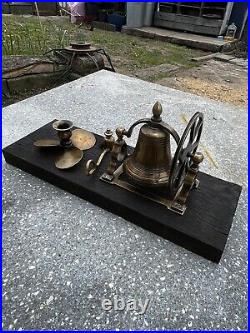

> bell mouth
[53,120,73,132]
[123,156,170,188]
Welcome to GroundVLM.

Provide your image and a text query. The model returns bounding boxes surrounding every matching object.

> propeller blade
[54,147,83,169]
[34,139,60,147]
[71,129,96,151]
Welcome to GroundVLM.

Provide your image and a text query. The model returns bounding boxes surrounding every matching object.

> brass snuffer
[101,101,204,215]
[34,120,96,169]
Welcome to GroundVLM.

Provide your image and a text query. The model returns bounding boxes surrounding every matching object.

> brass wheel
[169,112,203,196]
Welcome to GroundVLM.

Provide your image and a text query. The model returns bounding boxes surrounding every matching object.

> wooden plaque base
[3,121,242,262]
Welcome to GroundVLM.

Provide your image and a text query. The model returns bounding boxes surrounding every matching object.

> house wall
[126,2,155,28]
[241,18,248,43]
[126,1,248,40]
[229,1,248,39]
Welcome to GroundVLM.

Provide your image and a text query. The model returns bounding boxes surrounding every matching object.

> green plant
[2,15,204,70]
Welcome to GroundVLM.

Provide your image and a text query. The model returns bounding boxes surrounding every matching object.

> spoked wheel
[169,112,203,196]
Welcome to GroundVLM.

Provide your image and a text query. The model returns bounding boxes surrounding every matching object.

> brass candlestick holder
[34,120,96,169]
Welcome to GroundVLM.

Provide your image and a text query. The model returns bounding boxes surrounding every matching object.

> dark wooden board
[3,121,242,262]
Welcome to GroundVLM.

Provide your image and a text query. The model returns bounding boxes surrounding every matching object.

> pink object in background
[69,2,86,23]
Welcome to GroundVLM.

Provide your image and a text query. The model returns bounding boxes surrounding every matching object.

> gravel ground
[2,71,247,330]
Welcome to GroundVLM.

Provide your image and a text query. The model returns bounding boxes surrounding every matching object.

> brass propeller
[71,129,96,150]
[55,147,83,169]
[33,139,60,147]
[33,120,96,169]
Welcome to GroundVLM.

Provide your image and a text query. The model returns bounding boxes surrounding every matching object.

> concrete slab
[214,53,236,62]
[191,53,219,62]
[122,26,236,52]
[229,57,248,68]
[2,70,247,330]
[92,21,116,32]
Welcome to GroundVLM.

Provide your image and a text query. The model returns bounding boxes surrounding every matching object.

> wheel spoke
[169,112,203,195]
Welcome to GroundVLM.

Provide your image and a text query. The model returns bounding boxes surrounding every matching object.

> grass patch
[3,16,76,56]
[3,15,205,72]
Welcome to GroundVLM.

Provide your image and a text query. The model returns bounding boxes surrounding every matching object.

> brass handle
[85,129,114,176]
[159,121,180,145]
[124,118,151,138]
[85,148,110,175]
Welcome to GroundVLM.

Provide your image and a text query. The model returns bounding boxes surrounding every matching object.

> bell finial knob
[152,101,162,122]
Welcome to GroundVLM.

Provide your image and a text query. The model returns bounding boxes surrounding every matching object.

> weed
[3,15,204,73]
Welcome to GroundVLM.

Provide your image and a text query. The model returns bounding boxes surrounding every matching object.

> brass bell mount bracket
[100,126,128,181]
[124,101,180,143]
[171,151,204,214]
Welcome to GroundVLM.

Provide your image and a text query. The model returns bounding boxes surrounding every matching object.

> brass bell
[101,101,204,214]
[123,102,180,187]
